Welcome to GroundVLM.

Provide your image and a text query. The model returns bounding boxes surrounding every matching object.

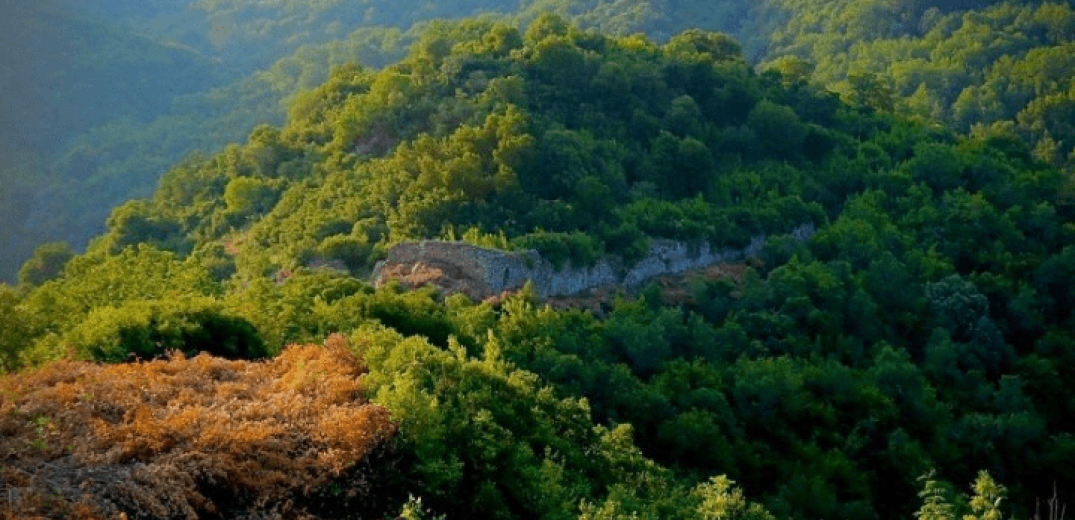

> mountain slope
[0,1,222,281]
[5,17,1074,519]
[763,0,1075,170]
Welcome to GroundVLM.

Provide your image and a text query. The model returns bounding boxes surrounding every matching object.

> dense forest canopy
[4,8,1075,518]
[2,0,771,282]
[761,0,1075,172]
[9,0,1075,284]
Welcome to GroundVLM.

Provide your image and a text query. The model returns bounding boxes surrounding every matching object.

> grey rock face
[373,223,815,299]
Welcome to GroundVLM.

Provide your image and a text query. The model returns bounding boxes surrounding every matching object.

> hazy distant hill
[0,1,221,279]
[0,2,219,153]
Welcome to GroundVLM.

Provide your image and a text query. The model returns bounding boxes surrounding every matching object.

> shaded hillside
[72,0,766,74]
[19,26,410,284]
[0,1,222,282]
[0,2,220,154]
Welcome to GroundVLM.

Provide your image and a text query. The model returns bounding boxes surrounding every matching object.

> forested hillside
[762,0,1075,170]
[71,0,765,73]
[0,1,223,280]
[9,0,1075,287]
[5,0,762,282]
[4,16,1074,519]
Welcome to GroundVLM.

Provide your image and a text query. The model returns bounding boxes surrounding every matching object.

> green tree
[906,143,964,194]
[663,29,743,63]
[60,297,266,362]
[916,471,956,520]
[765,56,815,86]
[845,72,896,113]
[104,200,189,254]
[362,328,671,519]
[224,176,281,217]
[745,100,806,159]
[964,471,1006,520]
[693,476,775,520]
[0,285,33,372]
[17,242,74,287]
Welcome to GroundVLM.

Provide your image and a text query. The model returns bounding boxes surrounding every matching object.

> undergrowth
[0,336,400,519]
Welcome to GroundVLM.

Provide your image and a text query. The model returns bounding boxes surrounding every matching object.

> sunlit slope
[90,18,843,283]
[13,0,769,281]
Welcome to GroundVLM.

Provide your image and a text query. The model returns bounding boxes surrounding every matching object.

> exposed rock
[543,263,749,317]
[372,223,815,300]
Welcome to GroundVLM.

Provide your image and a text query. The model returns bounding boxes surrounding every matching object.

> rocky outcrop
[372,223,816,300]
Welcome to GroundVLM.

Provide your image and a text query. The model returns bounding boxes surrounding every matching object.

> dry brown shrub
[0,336,397,519]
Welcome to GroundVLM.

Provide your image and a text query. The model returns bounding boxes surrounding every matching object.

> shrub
[60,297,266,362]
[224,176,280,216]
[513,230,603,270]
[0,286,33,373]
[0,339,400,518]
[17,242,74,287]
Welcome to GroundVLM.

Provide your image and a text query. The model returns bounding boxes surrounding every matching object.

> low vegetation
[0,338,398,518]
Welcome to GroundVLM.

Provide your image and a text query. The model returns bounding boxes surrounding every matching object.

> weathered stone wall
[372,223,816,300]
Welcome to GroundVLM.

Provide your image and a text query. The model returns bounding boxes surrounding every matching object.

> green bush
[318,234,374,273]
[0,286,33,372]
[513,230,603,271]
[18,242,74,287]
[61,297,266,362]
[225,176,281,217]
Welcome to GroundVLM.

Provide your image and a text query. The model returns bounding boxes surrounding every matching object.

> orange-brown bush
[0,335,399,519]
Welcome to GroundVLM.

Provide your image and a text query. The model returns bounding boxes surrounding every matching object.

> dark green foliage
[7,10,1075,520]
[62,298,266,362]
[513,231,604,270]
[104,200,191,255]
[17,242,74,288]
[763,0,1075,173]
[1035,245,1075,319]
[0,286,33,373]
[746,100,807,159]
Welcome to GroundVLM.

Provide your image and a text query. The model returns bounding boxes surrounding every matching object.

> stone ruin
[371,223,816,301]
